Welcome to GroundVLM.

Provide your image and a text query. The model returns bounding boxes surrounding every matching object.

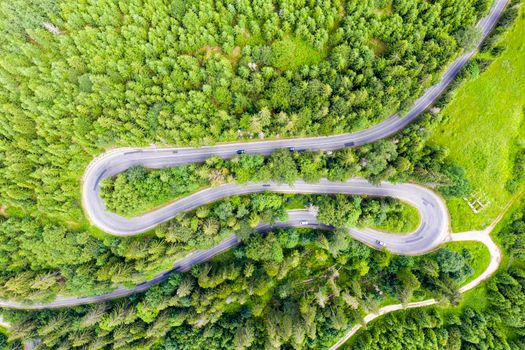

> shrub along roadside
[345,200,525,350]
[1,226,479,349]
[100,110,470,218]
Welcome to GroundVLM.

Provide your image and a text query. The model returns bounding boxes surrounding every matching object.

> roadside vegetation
[369,200,420,234]
[441,241,490,284]
[346,199,525,350]
[431,0,525,231]
[0,0,520,349]
[1,228,479,349]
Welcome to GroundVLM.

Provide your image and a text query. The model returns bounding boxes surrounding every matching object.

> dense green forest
[0,0,521,349]
[0,112,469,302]
[0,0,493,302]
[0,332,8,350]
[2,227,478,349]
[347,205,525,349]
[0,0,490,225]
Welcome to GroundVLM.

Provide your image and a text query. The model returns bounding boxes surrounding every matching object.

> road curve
[0,179,449,310]
[329,225,504,350]
[84,178,449,251]
[0,0,508,310]
[82,0,508,236]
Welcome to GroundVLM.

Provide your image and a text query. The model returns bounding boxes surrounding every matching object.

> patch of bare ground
[374,3,393,17]
[198,45,223,59]
[227,46,242,65]
[369,38,387,56]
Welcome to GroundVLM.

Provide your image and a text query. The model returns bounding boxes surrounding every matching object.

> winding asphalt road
[0,0,509,313]
[85,178,449,253]
[0,179,449,310]
[81,0,507,237]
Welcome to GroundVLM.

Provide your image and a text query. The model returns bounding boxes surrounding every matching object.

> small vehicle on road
[262,184,271,187]
[376,240,386,247]
[236,149,245,154]
[300,220,309,225]
[288,147,295,152]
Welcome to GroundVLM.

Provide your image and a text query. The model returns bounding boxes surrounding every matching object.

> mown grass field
[431,10,525,231]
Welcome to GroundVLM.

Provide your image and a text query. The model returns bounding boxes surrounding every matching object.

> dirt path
[329,218,505,349]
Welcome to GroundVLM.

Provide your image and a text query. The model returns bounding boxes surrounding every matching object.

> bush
[438,165,471,198]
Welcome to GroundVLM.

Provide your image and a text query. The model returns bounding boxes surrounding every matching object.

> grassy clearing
[437,282,488,321]
[368,38,387,56]
[271,36,327,71]
[235,30,264,47]
[373,2,393,17]
[431,10,525,231]
[371,201,421,234]
[442,241,491,284]
[284,196,307,210]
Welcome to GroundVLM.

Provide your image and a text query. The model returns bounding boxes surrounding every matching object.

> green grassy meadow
[431,10,525,231]
[271,36,328,71]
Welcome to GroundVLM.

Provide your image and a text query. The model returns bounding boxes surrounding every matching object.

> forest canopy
[0,0,491,302]
[2,228,478,349]
[0,0,513,349]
